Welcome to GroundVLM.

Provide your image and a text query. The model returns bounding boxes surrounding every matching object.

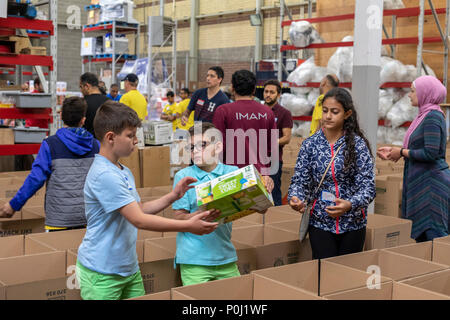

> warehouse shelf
[281,6,447,26]
[0,54,53,70]
[0,1,58,156]
[81,19,140,84]
[281,36,443,51]
[0,16,54,35]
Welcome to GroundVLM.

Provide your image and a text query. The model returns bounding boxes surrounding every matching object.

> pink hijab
[403,76,446,148]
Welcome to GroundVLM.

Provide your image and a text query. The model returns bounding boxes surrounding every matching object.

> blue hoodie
[9,127,100,211]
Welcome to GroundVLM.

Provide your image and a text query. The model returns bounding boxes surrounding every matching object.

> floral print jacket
[287,130,376,234]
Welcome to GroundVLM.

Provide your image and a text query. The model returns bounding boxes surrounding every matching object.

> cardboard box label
[196,165,274,224]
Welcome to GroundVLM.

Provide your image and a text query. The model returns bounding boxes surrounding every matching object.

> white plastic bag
[280,93,312,116]
[307,89,320,107]
[291,87,313,95]
[380,56,408,84]
[293,121,311,138]
[384,127,407,145]
[377,126,387,144]
[287,56,316,86]
[327,36,354,82]
[378,89,394,119]
[383,0,405,10]
[289,21,323,48]
[386,94,418,128]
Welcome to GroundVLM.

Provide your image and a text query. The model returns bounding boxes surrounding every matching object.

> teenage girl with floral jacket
[288,88,376,259]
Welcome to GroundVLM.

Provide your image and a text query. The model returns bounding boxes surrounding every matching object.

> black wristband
[400,148,404,158]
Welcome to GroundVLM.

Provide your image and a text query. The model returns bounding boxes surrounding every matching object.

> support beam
[352,0,384,212]
[189,0,199,82]
[160,0,164,17]
[255,0,263,63]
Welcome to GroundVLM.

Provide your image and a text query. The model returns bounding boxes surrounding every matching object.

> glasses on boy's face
[186,141,210,152]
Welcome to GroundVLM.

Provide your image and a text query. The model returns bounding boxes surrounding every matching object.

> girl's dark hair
[322,88,373,173]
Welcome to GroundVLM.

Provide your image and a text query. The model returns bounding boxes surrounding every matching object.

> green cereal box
[195,165,274,224]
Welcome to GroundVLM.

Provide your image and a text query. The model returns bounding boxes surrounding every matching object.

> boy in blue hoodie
[0,97,100,231]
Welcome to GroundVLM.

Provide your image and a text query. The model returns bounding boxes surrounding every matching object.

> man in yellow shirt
[309,74,340,136]
[119,73,148,120]
[161,91,178,131]
[175,88,194,131]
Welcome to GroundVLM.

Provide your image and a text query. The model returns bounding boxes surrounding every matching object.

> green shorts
[180,262,241,286]
[76,261,145,300]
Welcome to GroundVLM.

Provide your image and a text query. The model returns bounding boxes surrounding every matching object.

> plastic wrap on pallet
[307,88,320,107]
[280,93,312,117]
[327,36,354,82]
[292,121,311,138]
[386,94,418,128]
[380,56,409,84]
[384,126,407,145]
[377,126,387,144]
[288,21,323,48]
[383,0,405,10]
[378,89,395,119]
[286,56,316,86]
[291,87,312,95]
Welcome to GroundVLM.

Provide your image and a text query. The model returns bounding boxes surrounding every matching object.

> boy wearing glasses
[172,122,242,286]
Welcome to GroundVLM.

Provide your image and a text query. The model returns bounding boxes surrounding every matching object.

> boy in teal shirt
[76,101,218,300]
[172,122,267,286]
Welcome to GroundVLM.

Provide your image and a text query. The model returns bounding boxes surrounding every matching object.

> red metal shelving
[0,54,53,70]
[0,17,54,34]
[0,144,41,156]
[0,108,52,121]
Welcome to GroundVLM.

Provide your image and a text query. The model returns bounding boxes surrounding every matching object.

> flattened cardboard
[140,146,171,188]
[323,281,449,300]
[0,235,24,258]
[127,290,171,300]
[231,225,311,268]
[324,249,447,281]
[383,241,433,261]
[251,259,391,296]
[172,273,323,300]
[400,269,450,298]
[140,237,181,294]
[119,147,141,188]
[26,228,86,251]
[0,251,81,300]
[432,241,450,266]
[365,214,412,250]
[434,235,450,244]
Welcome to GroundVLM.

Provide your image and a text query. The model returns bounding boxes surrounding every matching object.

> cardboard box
[0,128,14,145]
[365,214,412,250]
[263,207,300,224]
[127,290,171,300]
[0,179,45,199]
[86,8,100,25]
[22,205,45,217]
[374,175,402,218]
[0,208,45,238]
[7,35,31,54]
[0,234,54,258]
[140,237,181,294]
[195,165,274,224]
[383,241,433,261]
[0,251,81,300]
[140,146,171,188]
[171,273,324,300]
[280,164,295,199]
[143,121,173,145]
[400,269,450,299]
[120,147,141,188]
[324,249,448,281]
[232,219,262,228]
[432,241,450,266]
[323,281,449,300]
[251,259,391,297]
[232,240,257,275]
[434,235,450,244]
[29,46,47,56]
[231,225,312,268]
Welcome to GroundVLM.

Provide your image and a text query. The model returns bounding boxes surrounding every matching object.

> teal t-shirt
[172,162,239,266]
[77,154,141,277]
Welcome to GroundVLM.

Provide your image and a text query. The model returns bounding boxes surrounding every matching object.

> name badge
[321,191,336,203]
[197,99,205,106]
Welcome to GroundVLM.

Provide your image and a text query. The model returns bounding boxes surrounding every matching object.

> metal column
[278,0,285,81]
[352,0,384,212]
[255,0,263,63]
[172,20,177,93]
[189,0,199,82]
[50,0,57,136]
[417,0,425,77]
[112,20,116,85]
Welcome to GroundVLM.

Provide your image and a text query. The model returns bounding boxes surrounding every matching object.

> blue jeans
[270,161,283,206]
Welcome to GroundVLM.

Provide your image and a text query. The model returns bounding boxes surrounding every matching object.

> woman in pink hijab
[377,75,449,242]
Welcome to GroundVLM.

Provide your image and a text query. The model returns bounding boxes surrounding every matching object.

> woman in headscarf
[377,75,450,242]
